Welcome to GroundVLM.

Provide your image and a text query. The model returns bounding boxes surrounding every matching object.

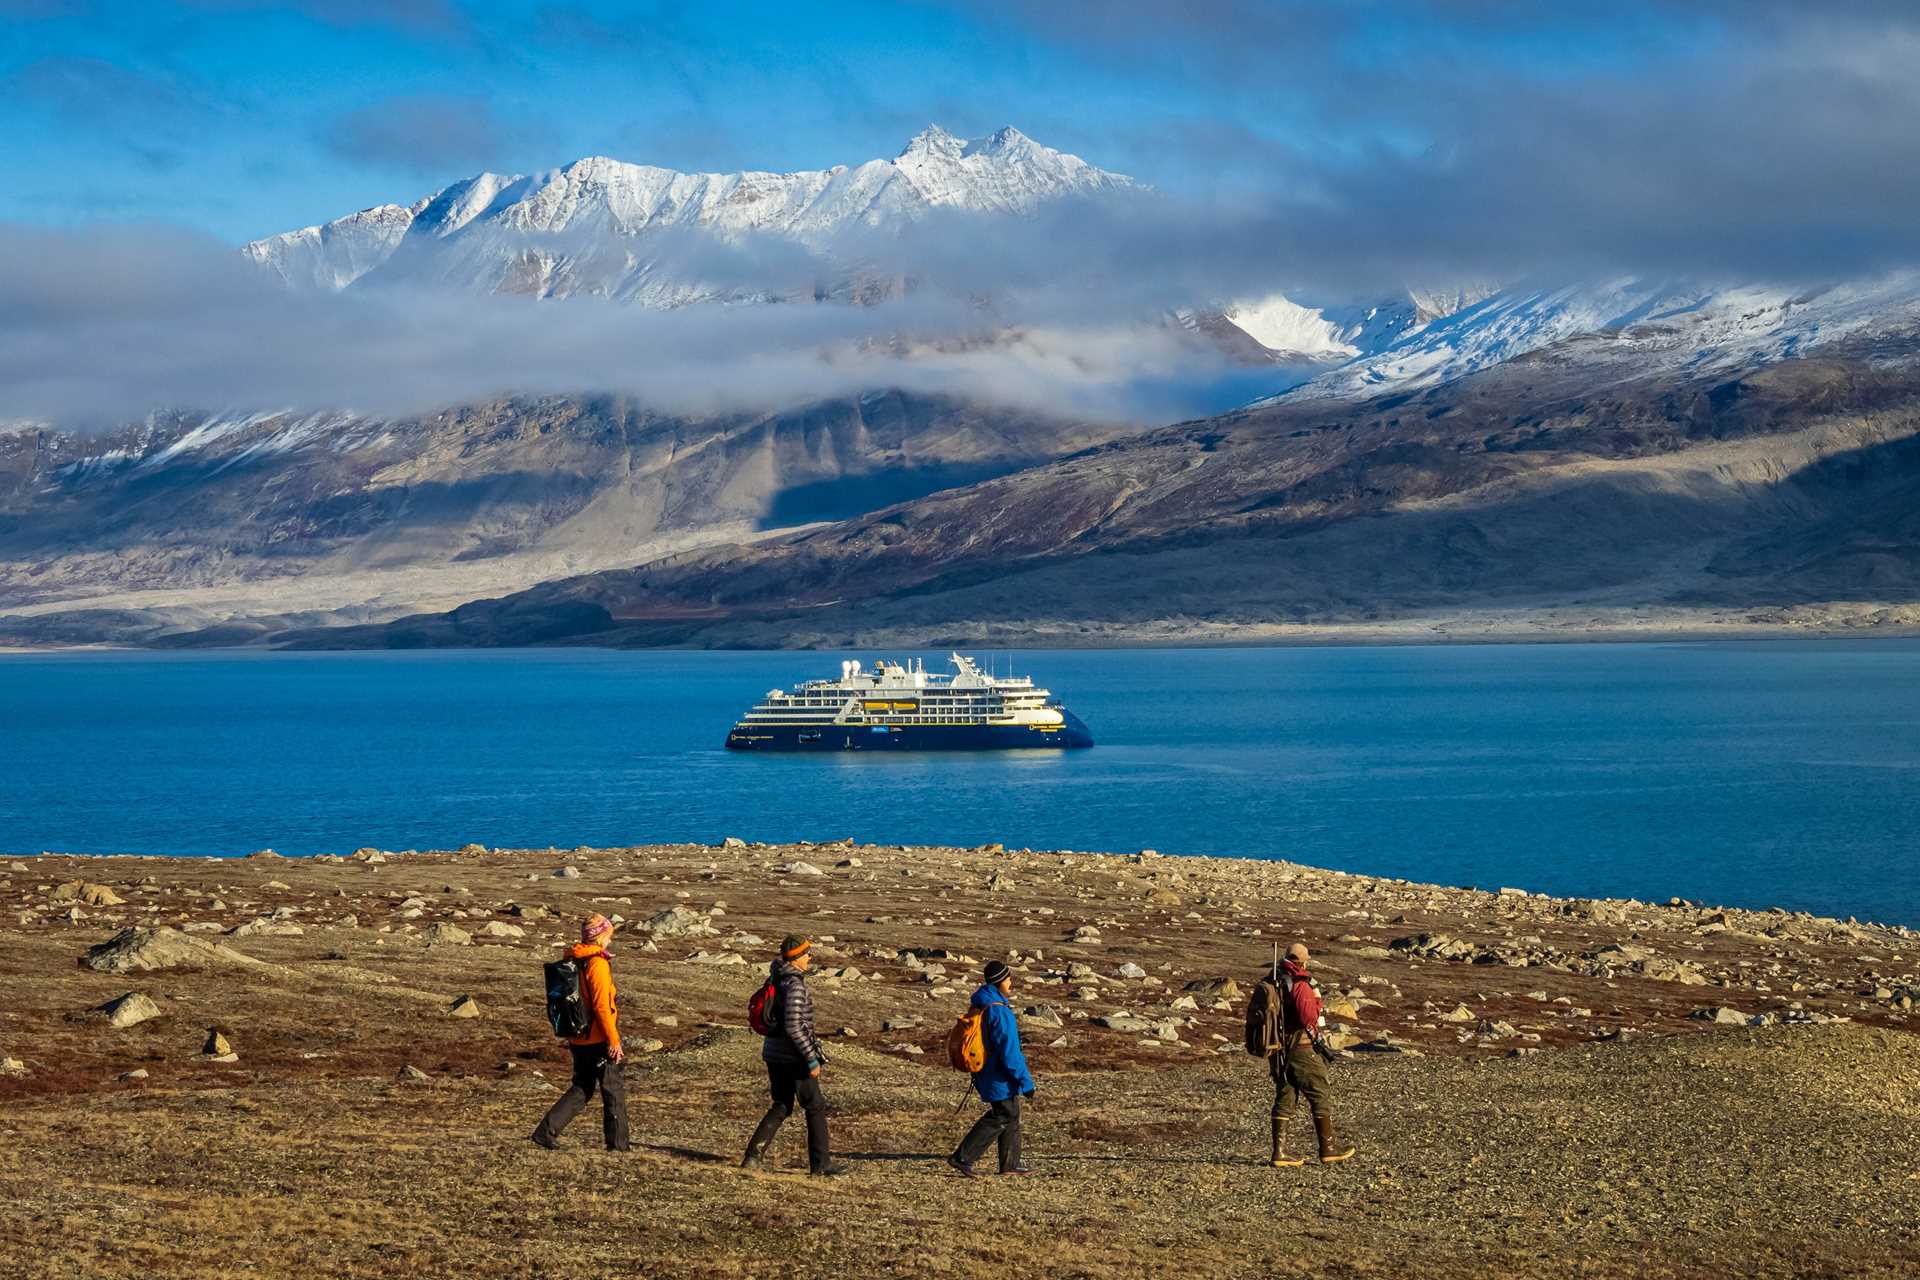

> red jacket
[1281,958,1320,1039]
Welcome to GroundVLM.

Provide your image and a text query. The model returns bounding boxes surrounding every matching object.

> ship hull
[726,711,1093,752]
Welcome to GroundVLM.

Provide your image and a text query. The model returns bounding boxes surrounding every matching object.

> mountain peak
[245,126,1134,297]
[964,126,1030,157]
[899,124,965,158]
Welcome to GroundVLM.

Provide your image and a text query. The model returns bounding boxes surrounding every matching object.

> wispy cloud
[0,222,1273,429]
[950,0,1920,290]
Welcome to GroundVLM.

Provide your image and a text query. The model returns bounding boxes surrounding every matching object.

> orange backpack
[946,1005,988,1073]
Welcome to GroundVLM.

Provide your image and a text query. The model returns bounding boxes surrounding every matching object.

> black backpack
[544,957,593,1038]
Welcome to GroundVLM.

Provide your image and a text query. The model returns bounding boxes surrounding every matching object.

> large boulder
[96,991,162,1028]
[644,906,717,938]
[422,923,472,947]
[80,927,256,974]
[51,881,125,907]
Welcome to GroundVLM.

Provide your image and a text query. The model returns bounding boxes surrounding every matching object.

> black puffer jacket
[761,958,827,1069]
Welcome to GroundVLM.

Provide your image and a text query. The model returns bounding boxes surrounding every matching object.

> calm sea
[3,643,1917,926]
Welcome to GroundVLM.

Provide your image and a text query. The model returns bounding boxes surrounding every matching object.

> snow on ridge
[1247,272,1920,409]
[241,125,1135,301]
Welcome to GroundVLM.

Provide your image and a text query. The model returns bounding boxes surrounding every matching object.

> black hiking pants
[746,1061,831,1171]
[534,1045,631,1150]
[956,1095,1022,1172]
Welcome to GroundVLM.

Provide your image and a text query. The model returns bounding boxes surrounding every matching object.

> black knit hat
[983,959,1011,985]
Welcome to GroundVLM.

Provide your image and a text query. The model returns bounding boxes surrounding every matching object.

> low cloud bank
[0,219,1303,430]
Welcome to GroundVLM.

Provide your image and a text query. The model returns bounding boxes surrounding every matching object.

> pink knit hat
[581,914,613,945]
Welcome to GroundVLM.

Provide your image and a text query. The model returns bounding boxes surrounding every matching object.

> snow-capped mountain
[1267,275,1920,405]
[244,125,1134,303]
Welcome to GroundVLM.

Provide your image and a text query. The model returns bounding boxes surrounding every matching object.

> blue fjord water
[2,642,1917,926]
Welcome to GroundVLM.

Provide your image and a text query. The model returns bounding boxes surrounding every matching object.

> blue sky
[0,0,1790,244]
[2,1,1186,240]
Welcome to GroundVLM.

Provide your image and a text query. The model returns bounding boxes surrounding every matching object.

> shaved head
[1287,943,1310,965]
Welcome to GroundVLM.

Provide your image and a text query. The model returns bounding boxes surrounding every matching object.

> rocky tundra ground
[1,840,1916,1278]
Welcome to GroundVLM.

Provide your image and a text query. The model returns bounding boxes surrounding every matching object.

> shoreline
[12,841,1920,935]
[6,609,1920,655]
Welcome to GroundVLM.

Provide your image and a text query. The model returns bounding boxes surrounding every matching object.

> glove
[1022,1088,1036,1099]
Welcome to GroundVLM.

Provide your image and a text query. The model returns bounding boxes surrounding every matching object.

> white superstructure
[738,653,1069,731]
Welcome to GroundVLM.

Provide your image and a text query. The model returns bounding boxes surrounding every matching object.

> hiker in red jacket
[1270,942,1355,1166]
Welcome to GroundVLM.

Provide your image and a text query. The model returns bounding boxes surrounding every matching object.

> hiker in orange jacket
[531,914,630,1151]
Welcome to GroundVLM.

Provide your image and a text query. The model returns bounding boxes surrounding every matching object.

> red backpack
[747,977,779,1036]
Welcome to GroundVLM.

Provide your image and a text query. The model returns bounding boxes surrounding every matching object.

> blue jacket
[970,984,1034,1103]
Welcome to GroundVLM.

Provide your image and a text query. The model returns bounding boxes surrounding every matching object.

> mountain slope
[285,336,1920,649]
[1268,274,1920,405]
[0,392,1129,644]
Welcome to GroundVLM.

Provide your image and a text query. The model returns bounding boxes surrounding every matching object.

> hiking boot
[1269,1116,1304,1168]
[999,1166,1035,1176]
[1314,1116,1355,1164]
[740,1153,769,1171]
[530,1132,558,1151]
[809,1160,850,1178]
[946,1154,977,1177]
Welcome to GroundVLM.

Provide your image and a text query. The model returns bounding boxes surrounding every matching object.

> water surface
[2,642,1916,926]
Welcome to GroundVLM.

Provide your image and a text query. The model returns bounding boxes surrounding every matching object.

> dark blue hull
[726,711,1093,752]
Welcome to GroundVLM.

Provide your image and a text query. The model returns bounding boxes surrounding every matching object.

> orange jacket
[565,943,620,1054]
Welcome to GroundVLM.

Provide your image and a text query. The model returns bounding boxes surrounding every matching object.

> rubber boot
[1314,1115,1355,1164]
[1269,1116,1304,1168]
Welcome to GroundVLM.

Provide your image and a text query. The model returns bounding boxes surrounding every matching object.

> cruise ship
[724,654,1094,751]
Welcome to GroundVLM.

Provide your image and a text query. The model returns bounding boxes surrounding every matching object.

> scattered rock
[0,1056,27,1075]
[50,881,125,907]
[554,866,581,879]
[1690,1006,1750,1025]
[422,922,473,947]
[778,861,826,877]
[118,1068,150,1081]
[1116,962,1148,979]
[96,991,162,1029]
[229,916,303,937]
[1183,977,1241,1001]
[201,1029,232,1056]
[81,927,256,974]
[397,1065,429,1081]
[479,921,526,939]
[688,950,747,966]
[1093,1014,1153,1033]
[1438,1003,1476,1023]
[448,995,481,1019]
[644,905,718,938]
[722,837,747,849]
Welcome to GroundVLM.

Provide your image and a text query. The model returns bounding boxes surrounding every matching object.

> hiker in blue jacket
[947,959,1035,1176]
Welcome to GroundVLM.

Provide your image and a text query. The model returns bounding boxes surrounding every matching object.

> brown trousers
[1270,1040,1331,1120]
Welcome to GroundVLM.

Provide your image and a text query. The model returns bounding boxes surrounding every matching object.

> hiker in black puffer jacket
[741,933,847,1176]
